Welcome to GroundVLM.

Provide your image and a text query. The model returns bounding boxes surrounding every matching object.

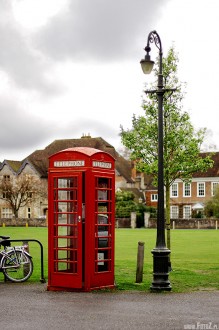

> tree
[115,190,137,218]
[116,190,154,227]
[0,174,46,218]
[205,186,219,218]
[120,47,214,251]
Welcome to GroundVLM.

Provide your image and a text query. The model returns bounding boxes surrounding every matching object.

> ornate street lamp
[140,30,171,291]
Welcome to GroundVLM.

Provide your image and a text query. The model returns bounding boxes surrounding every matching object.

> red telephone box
[47,147,115,291]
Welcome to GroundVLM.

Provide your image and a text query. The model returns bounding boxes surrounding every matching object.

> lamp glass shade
[140,58,154,74]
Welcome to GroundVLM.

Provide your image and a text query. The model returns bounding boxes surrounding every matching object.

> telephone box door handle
[78,216,81,223]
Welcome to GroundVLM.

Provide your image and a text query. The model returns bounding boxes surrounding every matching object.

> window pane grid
[170,206,178,218]
[183,206,191,219]
[171,183,178,197]
[184,183,191,197]
[198,183,205,197]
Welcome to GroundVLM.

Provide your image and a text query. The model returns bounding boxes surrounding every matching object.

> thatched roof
[25,136,134,182]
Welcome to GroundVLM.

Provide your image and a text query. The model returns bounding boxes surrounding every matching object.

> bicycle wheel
[2,250,33,283]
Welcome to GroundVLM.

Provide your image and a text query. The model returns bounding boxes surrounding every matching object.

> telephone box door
[48,173,83,289]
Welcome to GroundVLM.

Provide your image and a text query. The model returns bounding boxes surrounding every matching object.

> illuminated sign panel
[92,161,112,169]
[54,160,85,167]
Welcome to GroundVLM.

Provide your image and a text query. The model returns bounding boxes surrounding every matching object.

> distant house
[0,136,141,218]
[143,175,158,208]
[0,159,48,218]
[144,152,219,219]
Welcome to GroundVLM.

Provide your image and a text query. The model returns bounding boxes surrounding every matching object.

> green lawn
[0,227,218,292]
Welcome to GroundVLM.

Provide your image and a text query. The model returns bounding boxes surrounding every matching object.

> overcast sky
[1,0,219,160]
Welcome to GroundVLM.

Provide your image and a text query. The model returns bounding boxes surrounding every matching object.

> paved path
[0,283,218,330]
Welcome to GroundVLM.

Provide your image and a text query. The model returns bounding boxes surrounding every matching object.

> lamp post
[140,30,171,291]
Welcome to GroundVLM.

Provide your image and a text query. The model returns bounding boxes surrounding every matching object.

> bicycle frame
[0,246,32,270]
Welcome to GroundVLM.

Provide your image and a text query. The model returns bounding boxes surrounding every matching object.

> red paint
[47,147,115,291]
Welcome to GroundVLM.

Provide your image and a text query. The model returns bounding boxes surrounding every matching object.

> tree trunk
[13,207,18,218]
[166,185,171,250]
[165,185,172,271]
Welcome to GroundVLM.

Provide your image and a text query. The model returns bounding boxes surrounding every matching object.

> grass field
[0,227,218,292]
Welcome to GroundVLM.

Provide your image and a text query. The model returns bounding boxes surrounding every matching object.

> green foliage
[115,190,137,218]
[120,46,214,188]
[121,46,214,250]
[115,190,135,202]
[116,202,136,218]
[115,190,152,223]
[205,186,219,218]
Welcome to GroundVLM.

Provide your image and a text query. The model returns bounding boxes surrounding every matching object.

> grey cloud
[0,102,119,160]
[0,97,52,157]
[0,2,60,94]
[36,0,168,62]
[54,117,119,142]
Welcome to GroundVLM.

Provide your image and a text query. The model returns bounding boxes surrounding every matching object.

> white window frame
[2,207,12,218]
[183,205,191,219]
[27,207,31,219]
[151,194,158,202]
[170,206,179,219]
[183,182,191,197]
[197,182,205,197]
[211,182,219,196]
[171,183,178,197]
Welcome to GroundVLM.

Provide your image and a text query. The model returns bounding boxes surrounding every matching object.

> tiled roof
[143,152,217,187]
[193,152,218,177]
[144,174,157,190]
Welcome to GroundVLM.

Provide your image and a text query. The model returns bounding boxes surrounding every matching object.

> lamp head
[140,45,154,74]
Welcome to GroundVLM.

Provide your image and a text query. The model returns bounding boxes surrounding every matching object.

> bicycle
[0,235,33,283]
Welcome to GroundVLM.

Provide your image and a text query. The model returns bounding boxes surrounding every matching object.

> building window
[2,192,10,199]
[3,175,10,181]
[170,206,179,219]
[197,182,205,197]
[183,182,191,197]
[171,183,178,197]
[151,194,158,201]
[27,207,31,218]
[27,192,33,198]
[183,205,191,219]
[2,208,12,218]
[2,175,10,199]
[212,182,219,196]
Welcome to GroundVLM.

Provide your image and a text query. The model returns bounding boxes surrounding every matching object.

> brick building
[145,152,219,219]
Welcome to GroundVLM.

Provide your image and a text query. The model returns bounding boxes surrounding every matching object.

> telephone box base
[47,284,116,292]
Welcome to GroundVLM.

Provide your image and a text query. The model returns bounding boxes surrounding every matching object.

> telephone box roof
[53,147,114,158]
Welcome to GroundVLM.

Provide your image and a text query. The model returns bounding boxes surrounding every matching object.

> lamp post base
[150,247,172,291]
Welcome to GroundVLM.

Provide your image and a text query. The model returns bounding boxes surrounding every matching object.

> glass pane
[56,262,77,273]
[98,190,107,200]
[57,250,78,261]
[58,190,77,201]
[58,178,77,188]
[96,250,109,272]
[58,213,78,225]
[58,201,78,212]
[57,226,78,237]
[56,237,78,249]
